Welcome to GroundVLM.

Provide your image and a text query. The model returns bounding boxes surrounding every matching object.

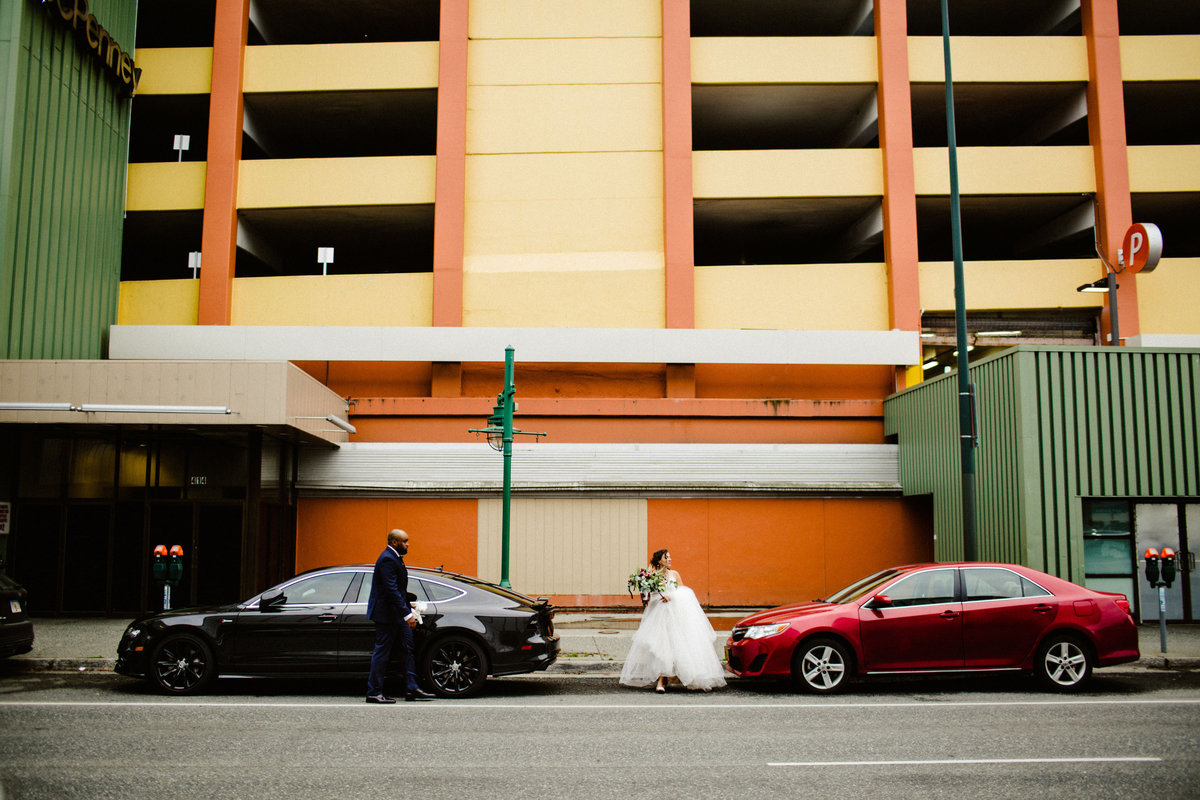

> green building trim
[1,0,134,359]
[884,346,1200,583]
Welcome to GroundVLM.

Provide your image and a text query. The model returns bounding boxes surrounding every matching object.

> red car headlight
[743,623,790,640]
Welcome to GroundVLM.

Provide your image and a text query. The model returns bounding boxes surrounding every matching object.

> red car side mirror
[871,594,893,608]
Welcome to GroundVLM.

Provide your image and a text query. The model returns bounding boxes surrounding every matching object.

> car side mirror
[260,588,286,611]
[871,594,893,608]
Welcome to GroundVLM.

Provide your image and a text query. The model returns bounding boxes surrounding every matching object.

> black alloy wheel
[792,637,852,694]
[422,635,487,698]
[150,633,216,695]
[1035,634,1093,692]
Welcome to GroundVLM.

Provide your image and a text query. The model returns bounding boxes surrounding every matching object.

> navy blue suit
[366,545,420,697]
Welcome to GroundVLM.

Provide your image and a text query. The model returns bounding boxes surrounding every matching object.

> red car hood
[737,602,841,627]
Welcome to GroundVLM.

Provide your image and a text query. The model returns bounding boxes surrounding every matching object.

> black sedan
[116,565,558,697]
[0,573,35,658]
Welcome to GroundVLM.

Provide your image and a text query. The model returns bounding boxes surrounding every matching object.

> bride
[619,549,727,692]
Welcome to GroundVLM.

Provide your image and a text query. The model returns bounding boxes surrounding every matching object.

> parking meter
[1144,548,1160,585]
[167,544,184,585]
[1160,547,1177,588]
[152,544,168,583]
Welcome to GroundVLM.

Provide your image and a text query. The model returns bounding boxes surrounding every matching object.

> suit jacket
[367,545,412,624]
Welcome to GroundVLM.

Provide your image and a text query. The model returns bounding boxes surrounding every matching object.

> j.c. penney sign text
[36,0,142,97]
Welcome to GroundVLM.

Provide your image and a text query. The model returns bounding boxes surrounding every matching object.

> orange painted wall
[647,497,932,607]
[296,497,478,575]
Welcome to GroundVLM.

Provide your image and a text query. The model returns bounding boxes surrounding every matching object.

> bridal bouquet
[626,568,666,599]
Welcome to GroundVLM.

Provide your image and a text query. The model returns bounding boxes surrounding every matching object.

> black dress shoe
[405,688,435,701]
[365,695,396,704]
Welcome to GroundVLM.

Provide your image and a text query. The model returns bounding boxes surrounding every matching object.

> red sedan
[726,563,1139,693]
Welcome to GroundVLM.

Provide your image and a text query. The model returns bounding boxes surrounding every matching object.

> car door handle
[1033,604,1054,614]
[940,610,960,620]
[318,613,337,622]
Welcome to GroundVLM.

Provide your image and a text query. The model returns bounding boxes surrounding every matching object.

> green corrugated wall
[884,346,1200,583]
[0,0,135,359]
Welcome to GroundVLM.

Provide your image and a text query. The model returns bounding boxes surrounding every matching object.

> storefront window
[1083,499,1135,604]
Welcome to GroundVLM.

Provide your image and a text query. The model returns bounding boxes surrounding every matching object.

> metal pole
[1158,585,1168,653]
[500,346,515,588]
[942,0,978,561]
[1106,270,1120,345]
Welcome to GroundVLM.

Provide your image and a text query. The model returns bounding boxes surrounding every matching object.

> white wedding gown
[619,580,727,691]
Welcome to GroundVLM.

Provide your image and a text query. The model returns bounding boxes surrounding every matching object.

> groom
[365,528,434,703]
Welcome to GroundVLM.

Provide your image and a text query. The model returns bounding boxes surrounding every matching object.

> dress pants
[366,621,419,697]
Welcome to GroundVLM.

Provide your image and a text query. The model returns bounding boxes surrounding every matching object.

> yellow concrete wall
[692,37,877,83]
[918,259,1104,312]
[696,263,891,331]
[244,42,438,92]
[1121,36,1200,81]
[1128,146,1200,193]
[237,156,435,208]
[461,1,664,328]
[126,162,207,211]
[913,146,1095,194]
[231,275,433,325]
[1136,258,1200,335]
[118,280,200,325]
[908,37,1088,82]
[693,150,884,198]
[135,48,213,95]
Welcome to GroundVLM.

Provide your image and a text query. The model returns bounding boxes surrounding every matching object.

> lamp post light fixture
[469,346,546,588]
[317,247,334,276]
[173,134,190,162]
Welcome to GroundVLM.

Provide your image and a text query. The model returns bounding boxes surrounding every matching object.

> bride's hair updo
[650,549,669,569]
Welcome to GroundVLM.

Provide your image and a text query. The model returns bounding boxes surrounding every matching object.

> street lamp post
[469,346,546,588]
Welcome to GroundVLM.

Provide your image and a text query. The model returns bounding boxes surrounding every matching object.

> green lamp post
[469,346,546,588]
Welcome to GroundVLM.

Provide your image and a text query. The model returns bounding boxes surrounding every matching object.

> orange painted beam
[197,0,249,326]
[1083,0,1139,343]
[661,0,694,329]
[348,396,883,418]
[874,0,921,339]
[432,0,468,327]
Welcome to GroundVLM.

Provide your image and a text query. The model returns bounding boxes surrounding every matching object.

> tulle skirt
[619,585,727,691]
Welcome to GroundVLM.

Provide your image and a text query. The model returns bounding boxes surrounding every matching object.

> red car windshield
[825,569,905,604]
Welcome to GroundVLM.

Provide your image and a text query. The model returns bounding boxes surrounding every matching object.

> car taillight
[1115,596,1132,616]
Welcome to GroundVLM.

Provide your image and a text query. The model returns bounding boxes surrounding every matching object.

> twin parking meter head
[152,544,168,582]
[152,544,185,585]
[1144,547,1178,588]
[1160,547,1177,588]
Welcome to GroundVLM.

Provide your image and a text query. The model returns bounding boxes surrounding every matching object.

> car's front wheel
[792,637,851,694]
[150,632,216,695]
[1035,635,1093,691]
[421,635,487,698]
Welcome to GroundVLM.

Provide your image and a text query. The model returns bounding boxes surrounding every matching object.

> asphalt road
[2,671,1199,800]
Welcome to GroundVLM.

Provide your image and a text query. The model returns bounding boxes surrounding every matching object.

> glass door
[1135,503,1188,622]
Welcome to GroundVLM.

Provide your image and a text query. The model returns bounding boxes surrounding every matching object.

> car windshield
[824,569,905,604]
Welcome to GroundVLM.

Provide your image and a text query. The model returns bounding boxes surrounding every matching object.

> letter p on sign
[1122,223,1163,274]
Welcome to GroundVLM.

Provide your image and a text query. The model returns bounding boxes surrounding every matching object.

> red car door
[858,568,963,670]
[961,566,1058,667]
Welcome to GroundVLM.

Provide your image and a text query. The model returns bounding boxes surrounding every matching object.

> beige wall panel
[237,156,435,208]
[1128,146,1200,193]
[477,498,648,595]
[695,263,890,331]
[913,146,1095,195]
[231,274,433,326]
[465,152,663,256]
[1136,258,1200,334]
[918,259,1104,312]
[692,37,877,84]
[470,0,660,39]
[693,150,883,199]
[469,38,660,86]
[908,37,1088,82]
[244,42,439,92]
[1121,37,1200,81]
[466,84,662,154]
[464,263,664,328]
[135,48,213,94]
[118,280,200,325]
[126,162,207,211]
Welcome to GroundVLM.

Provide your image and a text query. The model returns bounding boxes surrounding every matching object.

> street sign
[1122,223,1163,274]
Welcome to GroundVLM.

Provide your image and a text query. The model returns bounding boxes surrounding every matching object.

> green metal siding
[0,0,133,359]
[885,346,1200,583]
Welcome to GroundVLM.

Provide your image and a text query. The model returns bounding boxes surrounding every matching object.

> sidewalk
[3,612,1199,675]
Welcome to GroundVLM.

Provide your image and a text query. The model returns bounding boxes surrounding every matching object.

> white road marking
[770,757,1163,767]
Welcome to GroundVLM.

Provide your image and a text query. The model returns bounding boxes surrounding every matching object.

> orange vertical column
[432,0,469,327]
[874,1,921,345]
[661,0,694,329]
[1083,0,1139,344]
[197,0,250,326]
